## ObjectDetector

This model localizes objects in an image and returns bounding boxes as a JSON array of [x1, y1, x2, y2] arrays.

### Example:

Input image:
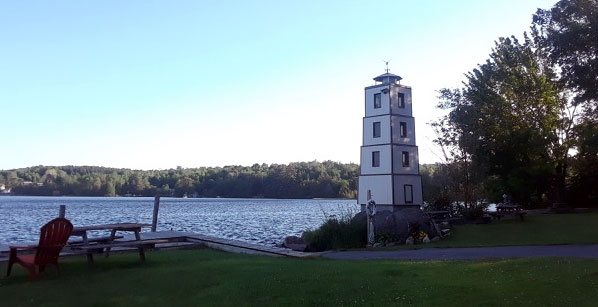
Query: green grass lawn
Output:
[[387, 211, 598, 250], [2, 248, 598, 306]]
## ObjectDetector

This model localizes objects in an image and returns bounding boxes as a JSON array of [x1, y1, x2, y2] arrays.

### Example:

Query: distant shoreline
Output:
[[1, 163, 359, 200]]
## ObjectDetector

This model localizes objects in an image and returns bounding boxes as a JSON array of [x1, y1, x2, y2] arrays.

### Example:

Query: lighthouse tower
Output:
[[358, 70, 423, 212]]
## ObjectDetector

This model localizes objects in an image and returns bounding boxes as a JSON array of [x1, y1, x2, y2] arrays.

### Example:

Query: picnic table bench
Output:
[[68, 235, 123, 245], [70, 239, 174, 264], [489, 205, 527, 220]]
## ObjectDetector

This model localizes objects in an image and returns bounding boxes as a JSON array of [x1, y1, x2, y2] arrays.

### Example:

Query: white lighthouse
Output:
[[358, 70, 423, 212]]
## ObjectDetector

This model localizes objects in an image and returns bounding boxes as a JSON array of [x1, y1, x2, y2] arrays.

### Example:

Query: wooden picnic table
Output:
[[491, 205, 527, 220], [71, 223, 152, 244], [70, 223, 152, 263], [426, 210, 450, 219], [495, 204, 522, 212]]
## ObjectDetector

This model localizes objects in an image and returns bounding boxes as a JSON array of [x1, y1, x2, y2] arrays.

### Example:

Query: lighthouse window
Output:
[[400, 122, 407, 137], [373, 122, 381, 138], [372, 151, 380, 167], [398, 93, 405, 108], [404, 184, 413, 203], [374, 93, 381, 109], [402, 151, 410, 167]]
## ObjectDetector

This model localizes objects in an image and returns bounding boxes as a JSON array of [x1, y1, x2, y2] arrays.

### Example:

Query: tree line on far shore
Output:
[[0, 162, 478, 203], [1, 156, 595, 206], [0, 162, 359, 199]]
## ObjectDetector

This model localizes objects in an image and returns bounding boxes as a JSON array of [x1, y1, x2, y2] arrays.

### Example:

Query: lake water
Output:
[[0, 196, 358, 246]]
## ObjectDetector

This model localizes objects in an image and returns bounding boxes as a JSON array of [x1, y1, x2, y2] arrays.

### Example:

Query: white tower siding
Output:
[[390, 87, 413, 115], [393, 175, 424, 205], [365, 86, 391, 117], [360, 145, 392, 175], [391, 116, 416, 145], [358, 175, 393, 205], [358, 72, 423, 212], [392, 145, 419, 174], [363, 116, 391, 145]]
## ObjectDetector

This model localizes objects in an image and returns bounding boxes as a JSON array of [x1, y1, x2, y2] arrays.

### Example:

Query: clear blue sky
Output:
[[0, 0, 557, 170]]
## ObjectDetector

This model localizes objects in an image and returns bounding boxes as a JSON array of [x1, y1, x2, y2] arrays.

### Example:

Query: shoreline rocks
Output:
[[282, 235, 307, 251], [352, 208, 438, 244]]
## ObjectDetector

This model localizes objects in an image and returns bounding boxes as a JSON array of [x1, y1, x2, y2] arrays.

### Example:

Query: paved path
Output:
[[323, 245, 598, 260]]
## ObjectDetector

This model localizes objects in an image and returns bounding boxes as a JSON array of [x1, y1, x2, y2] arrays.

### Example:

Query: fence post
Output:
[[59, 205, 66, 218], [152, 196, 160, 232]]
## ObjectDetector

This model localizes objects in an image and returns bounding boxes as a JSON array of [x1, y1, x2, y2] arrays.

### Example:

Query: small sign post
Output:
[[366, 199, 376, 247], [151, 196, 160, 232]]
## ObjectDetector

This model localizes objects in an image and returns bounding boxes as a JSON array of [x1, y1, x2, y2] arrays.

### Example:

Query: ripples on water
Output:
[[0, 196, 358, 246]]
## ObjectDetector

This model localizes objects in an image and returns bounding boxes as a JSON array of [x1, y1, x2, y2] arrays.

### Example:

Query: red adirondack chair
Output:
[[7, 217, 74, 278]]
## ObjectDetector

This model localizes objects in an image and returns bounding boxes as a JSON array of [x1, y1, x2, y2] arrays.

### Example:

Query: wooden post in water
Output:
[[151, 196, 160, 232], [59, 205, 66, 218]]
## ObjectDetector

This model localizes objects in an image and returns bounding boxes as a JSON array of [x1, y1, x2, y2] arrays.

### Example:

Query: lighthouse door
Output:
[[404, 184, 413, 204]]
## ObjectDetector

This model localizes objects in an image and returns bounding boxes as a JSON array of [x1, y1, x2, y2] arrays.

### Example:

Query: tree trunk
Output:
[[554, 161, 567, 204]]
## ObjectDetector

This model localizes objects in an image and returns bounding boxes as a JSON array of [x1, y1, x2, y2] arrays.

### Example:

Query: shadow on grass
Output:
[[2, 248, 598, 306]]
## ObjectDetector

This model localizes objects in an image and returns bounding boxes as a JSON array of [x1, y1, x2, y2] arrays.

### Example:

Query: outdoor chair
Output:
[[6, 217, 74, 278]]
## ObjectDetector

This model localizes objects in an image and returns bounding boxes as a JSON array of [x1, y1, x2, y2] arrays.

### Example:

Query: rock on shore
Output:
[[282, 235, 307, 251]]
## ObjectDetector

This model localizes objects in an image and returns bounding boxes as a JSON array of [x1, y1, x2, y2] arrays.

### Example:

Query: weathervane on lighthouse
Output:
[[358, 64, 423, 212], [383, 60, 390, 73]]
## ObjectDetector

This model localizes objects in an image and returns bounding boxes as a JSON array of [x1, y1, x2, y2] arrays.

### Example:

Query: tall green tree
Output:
[[533, 0, 598, 206], [533, 0, 598, 108], [568, 121, 598, 205], [434, 36, 573, 205]]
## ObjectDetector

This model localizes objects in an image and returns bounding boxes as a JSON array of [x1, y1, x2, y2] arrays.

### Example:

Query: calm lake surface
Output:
[[0, 196, 358, 246]]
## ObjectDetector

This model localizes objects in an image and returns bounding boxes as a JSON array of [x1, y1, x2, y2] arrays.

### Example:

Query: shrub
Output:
[[424, 191, 460, 216], [375, 231, 398, 244], [302, 216, 366, 252], [459, 202, 489, 221]]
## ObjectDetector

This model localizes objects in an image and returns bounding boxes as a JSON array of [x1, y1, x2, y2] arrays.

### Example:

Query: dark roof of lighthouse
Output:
[[373, 72, 403, 83]]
